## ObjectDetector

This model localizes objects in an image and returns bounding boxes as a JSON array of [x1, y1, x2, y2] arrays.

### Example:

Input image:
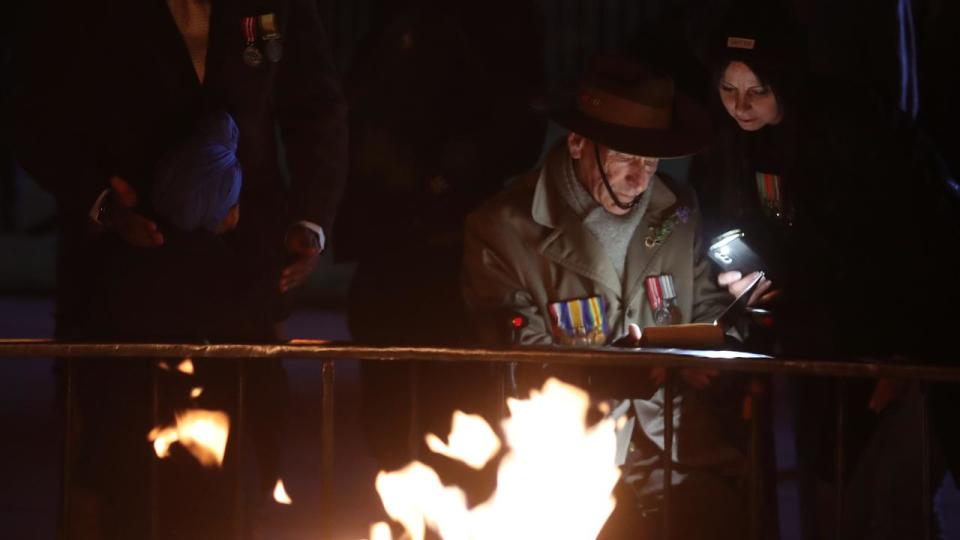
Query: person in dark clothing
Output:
[[14, 1, 346, 537], [75, 111, 268, 539], [70, 110, 296, 539], [691, 9, 959, 539], [14, 0, 346, 342], [84, 111, 251, 342]]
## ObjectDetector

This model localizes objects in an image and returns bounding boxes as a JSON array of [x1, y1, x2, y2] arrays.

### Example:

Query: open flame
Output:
[[369, 522, 393, 540], [367, 378, 621, 540], [190, 386, 204, 399], [424, 411, 500, 470], [273, 479, 293, 505], [177, 358, 195, 375], [147, 409, 230, 467]]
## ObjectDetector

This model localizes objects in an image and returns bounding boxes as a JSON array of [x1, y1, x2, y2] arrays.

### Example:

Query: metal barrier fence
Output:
[[2, 340, 958, 540]]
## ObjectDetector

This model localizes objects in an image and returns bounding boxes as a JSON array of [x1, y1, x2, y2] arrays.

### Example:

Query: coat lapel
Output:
[[539, 214, 622, 295], [623, 176, 678, 307], [532, 151, 622, 296], [141, 0, 205, 91]]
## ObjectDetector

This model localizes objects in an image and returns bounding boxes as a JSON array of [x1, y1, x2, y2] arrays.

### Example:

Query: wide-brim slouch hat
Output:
[[540, 57, 712, 159]]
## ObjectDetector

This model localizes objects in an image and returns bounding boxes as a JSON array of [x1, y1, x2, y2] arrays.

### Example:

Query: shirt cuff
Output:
[[295, 220, 326, 252], [89, 189, 110, 224]]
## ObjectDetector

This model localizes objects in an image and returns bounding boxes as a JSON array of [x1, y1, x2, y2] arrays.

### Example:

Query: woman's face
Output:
[[718, 61, 782, 131]]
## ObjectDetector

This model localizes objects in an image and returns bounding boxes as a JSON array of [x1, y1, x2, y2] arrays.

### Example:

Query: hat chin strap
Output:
[[594, 144, 641, 210]]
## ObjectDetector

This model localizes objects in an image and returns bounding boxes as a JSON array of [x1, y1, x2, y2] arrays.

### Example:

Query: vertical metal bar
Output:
[[662, 369, 675, 540], [835, 380, 846, 540], [596, 0, 605, 54], [320, 359, 336, 540], [408, 362, 420, 462], [748, 379, 761, 540], [149, 361, 160, 540], [498, 364, 508, 422], [61, 358, 74, 540], [920, 383, 931, 540], [234, 360, 245, 540]]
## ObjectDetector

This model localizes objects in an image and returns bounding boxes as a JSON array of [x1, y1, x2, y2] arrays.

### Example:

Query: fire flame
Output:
[[273, 479, 293, 505], [424, 411, 500, 470], [190, 386, 204, 399], [147, 409, 230, 467], [369, 522, 393, 540], [368, 378, 621, 540], [177, 358, 195, 375]]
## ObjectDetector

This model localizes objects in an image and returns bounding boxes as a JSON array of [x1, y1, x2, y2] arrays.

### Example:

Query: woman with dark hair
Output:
[[691, 11, 959, 540], [695, 24, 956, 358]]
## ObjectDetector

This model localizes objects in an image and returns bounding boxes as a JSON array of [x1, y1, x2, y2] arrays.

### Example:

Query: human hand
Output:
[[280, 224, 321, 292], [106, 176, 164, 247], [868, 378, 907, 413], [718, 270, 777, 306]]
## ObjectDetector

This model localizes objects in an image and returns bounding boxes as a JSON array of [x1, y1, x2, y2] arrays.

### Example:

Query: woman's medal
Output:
[[755, 172, 792, 224]]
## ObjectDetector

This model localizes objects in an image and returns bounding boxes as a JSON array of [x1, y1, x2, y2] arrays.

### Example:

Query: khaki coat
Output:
[[463, 145, 743, 470]]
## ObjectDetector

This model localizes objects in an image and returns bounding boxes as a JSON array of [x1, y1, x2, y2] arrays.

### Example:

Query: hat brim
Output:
[[546, 93, 712, 159]]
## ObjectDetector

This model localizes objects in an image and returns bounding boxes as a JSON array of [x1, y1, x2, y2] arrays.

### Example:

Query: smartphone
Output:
[[707, 229, 765, 275], [716, 270, 765, 327]]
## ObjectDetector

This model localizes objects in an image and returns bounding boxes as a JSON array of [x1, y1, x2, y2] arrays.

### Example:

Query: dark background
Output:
[[1, 0, 958, 538]]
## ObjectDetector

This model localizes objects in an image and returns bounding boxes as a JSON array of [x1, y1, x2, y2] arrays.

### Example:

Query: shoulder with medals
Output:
[[241, 12, 283, 68]]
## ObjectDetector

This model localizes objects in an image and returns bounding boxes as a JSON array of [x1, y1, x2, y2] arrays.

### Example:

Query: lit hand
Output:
[[718, 270, 777, 306], [106, 176, 164, 247], [280, 224, 321, 292]]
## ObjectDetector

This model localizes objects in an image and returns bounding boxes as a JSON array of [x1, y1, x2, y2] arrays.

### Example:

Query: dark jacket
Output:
[[14, 0, 347, 338], [691, 83, 960, 360], [83, 229, 272, 342]]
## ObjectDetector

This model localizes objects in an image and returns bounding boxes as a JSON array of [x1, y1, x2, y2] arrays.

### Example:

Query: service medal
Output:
[[242, 16, 261, 68], [265, 39, 283, 62], [653, 306, 672, 326], [260, 13, 283, 62], [243, 44, 263, 67], [548, 296, 608, 346], [645, 274, 678, 326], [755, 172, 792, 224]]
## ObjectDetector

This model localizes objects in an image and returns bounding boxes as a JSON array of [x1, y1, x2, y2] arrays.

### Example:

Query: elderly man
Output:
[[462, 61, 749, 539]]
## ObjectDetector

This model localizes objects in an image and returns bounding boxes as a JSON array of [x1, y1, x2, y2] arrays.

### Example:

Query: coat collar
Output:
[[141, 0, 226, 91]]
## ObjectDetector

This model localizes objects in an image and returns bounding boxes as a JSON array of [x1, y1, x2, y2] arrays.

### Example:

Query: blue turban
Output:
[[153, 111, 242, 232]]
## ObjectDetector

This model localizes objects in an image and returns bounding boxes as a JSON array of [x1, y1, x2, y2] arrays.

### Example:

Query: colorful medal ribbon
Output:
[[755, 172, 784, 216], [644, 276, 664, 311], [548, 296, 608, 346], [645, 274, 676, 326], [259, 13, 279, 39], [242, 16, 263, 67], [243, 16, 257, 46]]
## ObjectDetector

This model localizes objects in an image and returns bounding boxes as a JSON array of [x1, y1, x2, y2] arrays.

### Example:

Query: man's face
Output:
[[567, 133, 659, 215]]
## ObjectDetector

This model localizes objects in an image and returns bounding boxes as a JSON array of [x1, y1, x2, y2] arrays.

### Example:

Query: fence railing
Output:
[[1, 339, 957, 540]]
